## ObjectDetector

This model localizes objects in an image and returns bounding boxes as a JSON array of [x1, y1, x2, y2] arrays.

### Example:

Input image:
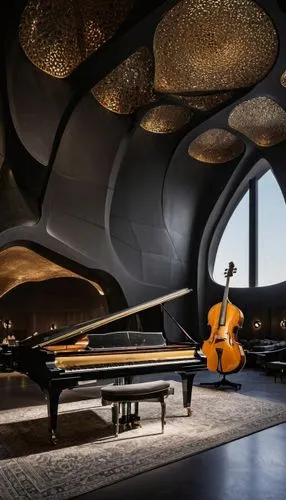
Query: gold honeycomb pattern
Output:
[[188, 129, 244, 163], [228, 97, 286, 147], [171, 92, 234, 112], [0, 246, 104, 298], [92, 47, 155, 114], [154, 0, 278, 93], [19, 0, 134, 78], [140, 105, 192, 134], [280, 70, 286, 88]]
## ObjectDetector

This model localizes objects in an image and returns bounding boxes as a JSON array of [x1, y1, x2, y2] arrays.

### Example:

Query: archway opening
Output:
[[0, 278, 107, 341], [0, 245, 110, 342]]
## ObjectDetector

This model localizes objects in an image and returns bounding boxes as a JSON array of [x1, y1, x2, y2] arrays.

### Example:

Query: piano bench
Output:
[[101, 380, 171, 437]]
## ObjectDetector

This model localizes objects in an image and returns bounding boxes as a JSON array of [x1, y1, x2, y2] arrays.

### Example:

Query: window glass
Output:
[[258, 170, 286, 286], [213, 191, 249, 287]]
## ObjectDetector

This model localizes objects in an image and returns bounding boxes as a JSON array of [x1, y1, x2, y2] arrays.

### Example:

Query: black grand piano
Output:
[[0, 288, 206, 442]]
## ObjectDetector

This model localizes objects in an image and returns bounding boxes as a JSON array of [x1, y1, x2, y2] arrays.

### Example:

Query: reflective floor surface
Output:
[[1, 368, 285, 500]]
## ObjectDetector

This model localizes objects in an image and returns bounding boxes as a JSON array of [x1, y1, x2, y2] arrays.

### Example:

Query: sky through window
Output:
[[213, 169, 286, 288]]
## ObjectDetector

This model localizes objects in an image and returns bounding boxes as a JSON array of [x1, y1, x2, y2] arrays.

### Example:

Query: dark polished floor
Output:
[[1, 368, 286, 500]]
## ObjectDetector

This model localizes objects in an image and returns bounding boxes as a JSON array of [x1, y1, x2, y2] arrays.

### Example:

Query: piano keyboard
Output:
[[61, 358, 200, 374], [55, 349, 196, 369]]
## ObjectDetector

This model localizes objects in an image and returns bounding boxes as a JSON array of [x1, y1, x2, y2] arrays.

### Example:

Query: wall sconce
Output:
[[2, 319, 15, 345], [2, 319, 12, 332], [253, 319, 262, 330], [280, 319, 286, 330], [50, 323, 57, 331]]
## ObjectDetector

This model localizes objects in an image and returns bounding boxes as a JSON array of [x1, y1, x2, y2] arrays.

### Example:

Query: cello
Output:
[[202, 261, 246, 374]]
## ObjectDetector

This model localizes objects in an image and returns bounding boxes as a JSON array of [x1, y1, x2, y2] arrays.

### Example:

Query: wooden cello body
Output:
[[202, 262, 246, 374]]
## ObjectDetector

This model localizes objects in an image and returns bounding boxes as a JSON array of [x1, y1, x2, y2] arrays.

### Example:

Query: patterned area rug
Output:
[[1, 382, 286, 500]]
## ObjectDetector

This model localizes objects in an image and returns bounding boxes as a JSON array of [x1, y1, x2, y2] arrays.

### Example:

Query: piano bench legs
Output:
[[101, 380, 171, 437], [111, 397, 167, 437]]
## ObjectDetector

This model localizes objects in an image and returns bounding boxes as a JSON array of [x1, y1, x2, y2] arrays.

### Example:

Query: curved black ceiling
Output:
[[1, 0, 286, 308]]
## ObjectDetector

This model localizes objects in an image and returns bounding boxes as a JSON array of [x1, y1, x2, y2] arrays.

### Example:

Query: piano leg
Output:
[[179, 372, 195, 416], [116, 377, 127, 428], [46, 388, 62, 444]]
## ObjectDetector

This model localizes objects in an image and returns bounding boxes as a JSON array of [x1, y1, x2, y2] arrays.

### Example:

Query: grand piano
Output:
[[0, 288, 206, 442]]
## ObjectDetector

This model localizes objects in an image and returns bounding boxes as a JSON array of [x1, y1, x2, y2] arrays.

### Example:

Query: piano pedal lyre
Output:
[[50, 430, 58, 445], [118, 413, 142, 431]]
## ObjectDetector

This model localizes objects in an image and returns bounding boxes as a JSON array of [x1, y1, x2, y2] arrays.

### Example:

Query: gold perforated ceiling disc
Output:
[[281, 70, 286, 88], [92, 47, 155, 114], [140, 105, 192, 134], [154, 0, 278, 93], [228, 97, 286, 147], [19, 0, 134, 78], [188, 129, 244, 164]]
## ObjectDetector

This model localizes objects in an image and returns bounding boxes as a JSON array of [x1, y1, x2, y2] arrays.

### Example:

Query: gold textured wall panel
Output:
[[154, 0, 278, 93], [92, 47, 155, 114], [140, 105, 192, 133], [19, 0, 134, 78], [188, 129, 244, 163], [228, 97, 286, 147], [0, 246, 104, 298]]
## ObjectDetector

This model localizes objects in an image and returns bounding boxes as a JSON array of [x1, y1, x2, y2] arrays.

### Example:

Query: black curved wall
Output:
[[1, 0, 286, 344]]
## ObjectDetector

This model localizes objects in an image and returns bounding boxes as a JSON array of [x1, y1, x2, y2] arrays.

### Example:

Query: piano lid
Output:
[[21, 288, 192, 348]]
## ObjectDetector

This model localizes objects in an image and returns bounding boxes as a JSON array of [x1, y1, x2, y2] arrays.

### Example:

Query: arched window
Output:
[[213, 191, 249, 287], [258, 170, 286, 286], [213, 169, 286, 287]]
